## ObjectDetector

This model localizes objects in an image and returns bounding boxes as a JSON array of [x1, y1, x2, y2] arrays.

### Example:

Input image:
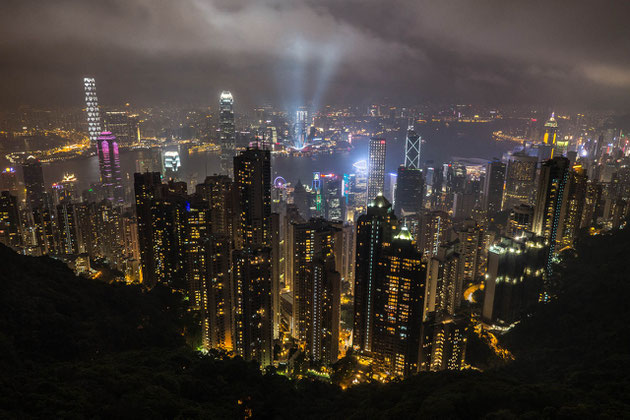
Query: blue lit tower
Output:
[[219, 91, 235, 175]]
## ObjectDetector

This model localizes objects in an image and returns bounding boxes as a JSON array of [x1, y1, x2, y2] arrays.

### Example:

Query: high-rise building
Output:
[[418, 210, 452, 259], [234, 147, 272, 248], [0, 167, 19, 197], [482, 234, 546, 325], [532, 156, 586, 294], [502, 152, 538, 210], [419, 312, 467, 372], [372, 227, 426, 377], [404, 129, 422, 169], [367, 138, 387, 204], [507, 204, 534, 238], [97, 132, 124, 204], [22, 156, 45, 210], [291, 219, 342, 364], [57, 203, 80, 255], [232, 146, 273, 366], [294, 107, 309, 149], [394, 165, 424, 217], [482, 160, 506, 214], [232, 247, 273, 367], [83, 77, 101, 145], [543, 113, 558, 148], [424, 241, 461, 317], [0, 191, 22, 249], [219, 91, 236, 175], [104, 111, 137, 147], [353, 194, 398, 352]]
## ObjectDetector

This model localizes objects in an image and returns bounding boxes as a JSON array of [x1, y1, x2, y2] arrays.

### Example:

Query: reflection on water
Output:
[[1, 121, 518, 192]]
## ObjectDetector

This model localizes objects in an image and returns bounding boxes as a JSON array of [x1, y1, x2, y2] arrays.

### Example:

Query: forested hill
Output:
[[1, 229, 629, 418]]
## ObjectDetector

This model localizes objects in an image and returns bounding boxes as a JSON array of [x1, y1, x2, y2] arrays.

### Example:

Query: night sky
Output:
[[1, 0, 629, 109]]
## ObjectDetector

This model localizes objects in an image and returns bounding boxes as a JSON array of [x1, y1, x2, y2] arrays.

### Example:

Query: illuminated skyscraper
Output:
[[372, 227, 426, 377], [97, 132, 124, 204], [502, 152, 538, 210], [482, 159, 506, 214], [295, 107, 309, 149], [395, 165, 424, 217], [219, 91, 236, 175], [83, 77, 101, 145], [0, 191, 22, 249], [353, 194, 398, 352], [0, 167, 19, 197], [543, 113, 558, 147], [482, 234, 546, 325], [418, 210, 452, 259], [532, 157, 572, 290], [404, 129, 422, 169], [367, 138, 387, 204], [22, 156, 45, 210], [291, 219, 341, 364], [232, 146, 274, 367]]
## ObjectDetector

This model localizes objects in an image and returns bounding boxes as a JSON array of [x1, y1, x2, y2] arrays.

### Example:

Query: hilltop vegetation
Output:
[[1, 229, 629, 418]]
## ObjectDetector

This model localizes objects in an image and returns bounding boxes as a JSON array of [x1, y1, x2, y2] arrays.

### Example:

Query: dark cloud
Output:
[[1, 0, 629, 110]]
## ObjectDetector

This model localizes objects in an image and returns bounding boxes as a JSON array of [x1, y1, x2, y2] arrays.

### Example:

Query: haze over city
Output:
[[1, 1, 630, 418]]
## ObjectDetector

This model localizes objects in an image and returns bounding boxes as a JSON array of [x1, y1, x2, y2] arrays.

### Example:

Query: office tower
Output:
[[532, 157, 573, 286], [22, 156, 45, 210], [219, 91, 236, 175], [56, 203, 80, 255], [103, 111, 135, 146], [353, 194, 398, 352], [0, 191, 21, 249], [418, 210, 452, 259], [366, 138, 387, 204], [321, 174, 344, 221], [195, 175, 237, 241], [293, 180, 311, 220], [0, 167, 19, 197], [295, 107, 309, 148], [404, 129, 422, 169], [97, 131, 124, 204], [482, 160, 506, 214], [502, 152, 538, 210], [203, 234, 233, 350], [372, 227, 426, 377], [543, 113, 558, 148], [560, 166, 587, 247], [311, 172, 324, 218], [507, 204, 534, 238], [581, 182, 602, 229], [163, 151, 181, 179], [424, 241, 461, 317], [455, 219, 485, 285], [482, 234, 546, 325], [271, 213, 281, 340], [419, 312, 467, 372], [292, 219, 342, 364], [183, 197, 210, 310], [452, 192, 476, 220], [395, 165, 424, 217], [33, 203, 58, 255], [234, 147, 272, 248], [83, 77, 101, 144], [232, 247, 273, 367], [232, 146, 273, 366], [383, 172, 397, 205], [134, 172, 163, 287]]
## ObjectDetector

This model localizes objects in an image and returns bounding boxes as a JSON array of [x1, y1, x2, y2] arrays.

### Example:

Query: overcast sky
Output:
[[1, 0, 629, 110]]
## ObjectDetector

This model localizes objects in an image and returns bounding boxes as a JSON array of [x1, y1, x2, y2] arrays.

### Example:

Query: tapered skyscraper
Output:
[[404, 128, 421, 169], [83, 77, 101, 145], [219, 91, 236, 175], [367, 138, 387, 204]]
